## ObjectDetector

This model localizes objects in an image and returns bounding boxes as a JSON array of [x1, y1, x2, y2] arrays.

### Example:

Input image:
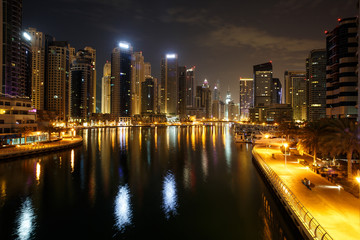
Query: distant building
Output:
[[186, 66, 196, 108], [271, 78, 282, 104], [101, 62, 111, 113], [83, 47, 96, 113], [249, 104, 292, 123], [284, 71, 307, 121], [141, 77, 155, 114], [178, 66, 187, 117], [131, 51, 145, 115], [306, 49, 326, 122], [191, 79, 212, 119], [326, 17, 358, 119], [239, 78, 253, 120], [160, 54, 178, 115], [47, 41, 71, 121], [111, 42, 133, 117], [70, 48, 96, 122], [253, 62, 272, 107]]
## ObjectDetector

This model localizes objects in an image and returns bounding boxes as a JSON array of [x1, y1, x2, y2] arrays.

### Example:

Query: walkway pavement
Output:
[[254, 144, 360, 240], [0, 137, 83, 159]]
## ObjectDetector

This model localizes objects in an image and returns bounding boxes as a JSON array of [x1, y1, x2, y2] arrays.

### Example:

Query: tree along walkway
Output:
[[253, 145, 360, 240], [0, 137, 83, 160]]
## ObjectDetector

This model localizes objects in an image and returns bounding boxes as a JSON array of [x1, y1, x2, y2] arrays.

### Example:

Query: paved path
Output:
[[0, 137, 83, 159], [254, 144, 360, 240]]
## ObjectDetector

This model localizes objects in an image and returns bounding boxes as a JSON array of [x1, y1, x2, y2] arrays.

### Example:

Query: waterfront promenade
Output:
[[253, 144, 360, 240], [0, 137, 83, 160]]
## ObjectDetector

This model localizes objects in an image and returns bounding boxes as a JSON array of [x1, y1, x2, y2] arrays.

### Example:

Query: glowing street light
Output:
[[356, 176, 360, 199]]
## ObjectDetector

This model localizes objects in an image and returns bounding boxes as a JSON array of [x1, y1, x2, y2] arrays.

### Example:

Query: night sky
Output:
[[23, 0, 357, 106]]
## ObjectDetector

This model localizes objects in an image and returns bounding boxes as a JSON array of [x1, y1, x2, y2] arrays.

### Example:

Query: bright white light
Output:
[[119, 42, 130, 49], [114, 185, 132, 232], [16, 198, 36, 240], [162, 172, 178, 219], [166, 54, 176, 59], [23, 32, 31, 41]]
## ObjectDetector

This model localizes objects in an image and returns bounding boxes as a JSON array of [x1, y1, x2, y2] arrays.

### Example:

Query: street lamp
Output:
[[284, 143, 289, 168], [265, 134, 269, 148], [356, 176, 360, 198]]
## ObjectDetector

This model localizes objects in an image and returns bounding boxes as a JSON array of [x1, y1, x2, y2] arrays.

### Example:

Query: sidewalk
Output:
[[0, 137, 83, 160], [253, 144, 360, 240]]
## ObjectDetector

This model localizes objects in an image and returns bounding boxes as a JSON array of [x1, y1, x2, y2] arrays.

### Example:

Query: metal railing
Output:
[[253, 149, 333, 240]]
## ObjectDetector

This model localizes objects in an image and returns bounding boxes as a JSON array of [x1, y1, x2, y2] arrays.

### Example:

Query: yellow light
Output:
[[284, 143, 288, 148], [265, 134, 269, 139], [356, 177, 360, 183]]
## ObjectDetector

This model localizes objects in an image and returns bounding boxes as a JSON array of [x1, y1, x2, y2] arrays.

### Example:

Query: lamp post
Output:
[[284, 143, 288, 168]]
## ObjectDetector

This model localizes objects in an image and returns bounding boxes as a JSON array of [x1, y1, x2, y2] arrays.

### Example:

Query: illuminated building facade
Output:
[[111, 42, 133, 117], [326, 17, 358, 119], [131, 51, 145, 115], [284, 71, 307, 121], [160, 54, 178, 115], [239, 78, 253, 120], [101, 61, 111, 113], [253, 62, 272, 107], [306, 49, 326, 122]]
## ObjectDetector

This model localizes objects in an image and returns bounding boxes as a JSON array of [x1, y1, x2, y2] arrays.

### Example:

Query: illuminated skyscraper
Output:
[[239, 78, 253, 120], [70, 49, 96, 121], [131, 51, 145, 115], [178, 66, 187, 117], [141, 77, 155, 114], [160, 54, 178, 115], [101, 61, 111, 113], [186, 66, 196, 108], [253, 62, 272, 107], [326, 17, 358, 119], [111, 42, 133, 117], [47, 41, 71, 120], [284, 71, 307, 121], [306, 49, 326, 122], [84, 46, 96, 113]]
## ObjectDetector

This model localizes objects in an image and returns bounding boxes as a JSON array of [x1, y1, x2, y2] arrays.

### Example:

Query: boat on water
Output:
[[234, 132, 252, 143]]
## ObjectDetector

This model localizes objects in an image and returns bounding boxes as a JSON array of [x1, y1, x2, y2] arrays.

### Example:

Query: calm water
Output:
[[0, 124, 301, 239]]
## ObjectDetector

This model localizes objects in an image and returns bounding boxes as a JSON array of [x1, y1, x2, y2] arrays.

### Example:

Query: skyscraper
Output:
[[70, 49, 96, 121], [239, 78, 253, 120], [326, 17, 358, 119], [195, 79, 212, 119], [160, 54, 178, 115], [284, 71, 307, 121], [271, 78, 281, 104], [47, 41, 71, 121], [101, 61, 111, 114], [111, 42, 133, 117], [84, 46, 96, 113], [131, 51, 145, 115], [178, 66, 187, 117], [186, 66, 196, 108], [306, 49, 326, 122], [1, 0, 24, 97], [253, 62, 272, 107], [141, 77, 155, 114]]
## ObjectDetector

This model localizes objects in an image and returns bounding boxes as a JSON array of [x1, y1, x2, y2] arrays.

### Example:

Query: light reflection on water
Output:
[[114, 185, 133, 232], [162, 172, 178, 219], [15, 198, 36, 240]]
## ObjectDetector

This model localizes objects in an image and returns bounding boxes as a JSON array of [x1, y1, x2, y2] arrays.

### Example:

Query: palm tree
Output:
[[297, 120, 327, 165], [321, 118, 360, 179]]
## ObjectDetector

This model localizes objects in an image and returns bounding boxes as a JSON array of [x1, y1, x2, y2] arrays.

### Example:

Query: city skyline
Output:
[[22, 0, 356, 103]]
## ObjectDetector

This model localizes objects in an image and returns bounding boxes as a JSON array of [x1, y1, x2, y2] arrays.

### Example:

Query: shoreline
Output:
[[0, 137, 83, 160]]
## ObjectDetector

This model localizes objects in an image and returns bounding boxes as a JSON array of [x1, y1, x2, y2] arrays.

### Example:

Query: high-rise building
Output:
[[253, 62, 272, 107], [195, 79, 212, 119], [70, 49, 96, 122], [26, 28, 54, 110], [326, 17, 358, 119], [239, 78, 253, 120], [144, 62, 151, 78], [20, 33, 32, 99], [101, 61, 111, 113], [141, 77, 155, 114], [47, 41, 71, 121], [284, 71, 307, 121], [271, 78, 281, 104], [111, 42, 133, 117], [178, 66, 187, 117], [186, 66, 196, 108], [213, 81, 220, 101], [1, 0, 24, 97], [306, 49, 326, 122], [160, 54, 178, 115], [131, 51, 145, 115], [83, 46, 96, 113]]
